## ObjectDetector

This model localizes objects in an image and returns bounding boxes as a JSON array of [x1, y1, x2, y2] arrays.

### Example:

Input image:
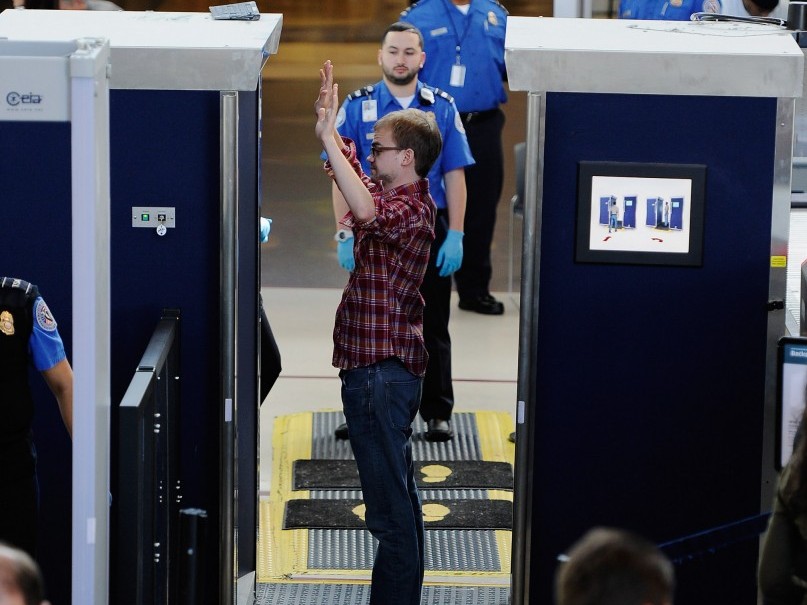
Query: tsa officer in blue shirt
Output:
[[0, 277, 73, 558], [329, 21, 474, 442], [401, 0, 507, 316], [618, 0, 720, 19]]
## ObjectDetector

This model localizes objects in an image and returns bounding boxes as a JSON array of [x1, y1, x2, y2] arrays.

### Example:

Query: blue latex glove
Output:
[[259, 217, 272, 243], [337, 236, 355, 272], [436, 230, 463, 277]]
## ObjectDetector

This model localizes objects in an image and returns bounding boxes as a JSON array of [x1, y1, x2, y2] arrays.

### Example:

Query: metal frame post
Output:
[[219, 90, 238, 605], [760, 98, 797, 506], [70, 38, 111, 605], [511, 91, 544, 605]]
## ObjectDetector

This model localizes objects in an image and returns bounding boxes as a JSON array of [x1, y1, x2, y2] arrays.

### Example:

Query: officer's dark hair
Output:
[[749, 0, 778, 13], [375, 108, 442, 179], [382, 21, 425, 50], [20, 0, 57, 7], [555, 527, 674, 605], [0, 542, 47, 605]]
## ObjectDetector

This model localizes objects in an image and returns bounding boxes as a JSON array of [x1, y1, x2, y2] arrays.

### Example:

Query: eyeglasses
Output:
[[370, 144, 404, 158]]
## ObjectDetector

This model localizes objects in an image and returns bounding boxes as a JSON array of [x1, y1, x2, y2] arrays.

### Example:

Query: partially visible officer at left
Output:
[[0, 277, 73, 558]]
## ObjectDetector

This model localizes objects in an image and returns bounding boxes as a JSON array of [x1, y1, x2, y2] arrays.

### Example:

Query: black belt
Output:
[[459, 108, 499, 124]]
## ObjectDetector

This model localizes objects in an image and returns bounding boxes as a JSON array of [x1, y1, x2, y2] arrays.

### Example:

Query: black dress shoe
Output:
[[458, 294, 504, 315], [425, 418, 454, 442], [334, 422, 349, 440]]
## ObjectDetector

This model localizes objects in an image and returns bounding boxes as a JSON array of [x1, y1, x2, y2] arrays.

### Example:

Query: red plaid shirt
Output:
[[327, 138, 436, 376]]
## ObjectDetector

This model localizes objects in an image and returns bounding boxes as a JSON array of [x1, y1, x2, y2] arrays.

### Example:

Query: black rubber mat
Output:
[[255, 583, 511, 604], [283, 498, 512, 530], [292, 459, 513, 490]]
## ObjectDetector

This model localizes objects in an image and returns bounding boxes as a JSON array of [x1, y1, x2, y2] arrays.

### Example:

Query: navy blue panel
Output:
[[0, 121, 73, 605], [530, 93, 775, 604], [108, 89, 222, 603], [109, 88, 260, 602]]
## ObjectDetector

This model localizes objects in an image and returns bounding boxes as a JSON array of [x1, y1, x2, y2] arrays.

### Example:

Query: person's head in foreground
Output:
[[555, 527, 674, 605], [0, 543, 49, 605]]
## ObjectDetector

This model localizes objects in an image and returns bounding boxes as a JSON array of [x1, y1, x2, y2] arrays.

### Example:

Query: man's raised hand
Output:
[[315, 60, 340, 144]]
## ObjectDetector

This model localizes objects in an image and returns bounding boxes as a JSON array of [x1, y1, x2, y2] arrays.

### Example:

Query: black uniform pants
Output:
[[0, 437, 38, 557], [419, 211, 453, 422], [454, 108, 505, 302]]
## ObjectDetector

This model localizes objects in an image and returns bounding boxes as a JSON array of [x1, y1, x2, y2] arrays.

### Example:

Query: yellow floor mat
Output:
[[258, 410, 515, 585]]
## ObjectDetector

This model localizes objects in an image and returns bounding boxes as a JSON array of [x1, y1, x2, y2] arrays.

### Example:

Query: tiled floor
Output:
[[257, 43, 526, 492]]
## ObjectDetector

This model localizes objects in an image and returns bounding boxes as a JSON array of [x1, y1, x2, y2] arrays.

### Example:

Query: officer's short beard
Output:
[[383, 65, 418, 87]]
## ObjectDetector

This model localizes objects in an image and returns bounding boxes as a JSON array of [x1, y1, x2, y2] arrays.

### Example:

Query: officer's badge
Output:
[[35, 299, 57, 332], [488, 11, 498, 26], [0, 310, 14, 336], [702, 0, 719, 12]]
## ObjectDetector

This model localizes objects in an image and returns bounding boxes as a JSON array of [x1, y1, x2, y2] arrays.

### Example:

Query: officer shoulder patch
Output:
[[345, 86, 374, 102], [454, 111, 466, 134], [336, 106, 347, 129], [35, 299, 57, 332]]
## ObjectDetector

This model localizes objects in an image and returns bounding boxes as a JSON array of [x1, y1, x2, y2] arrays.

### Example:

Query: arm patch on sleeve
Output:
[[35, 299, 57, 332]]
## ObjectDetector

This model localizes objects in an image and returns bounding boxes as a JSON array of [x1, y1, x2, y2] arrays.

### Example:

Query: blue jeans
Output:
[[340, 357, 424, 605]]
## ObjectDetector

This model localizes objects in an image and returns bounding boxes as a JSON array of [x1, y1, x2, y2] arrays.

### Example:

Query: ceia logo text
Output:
[[6, 92, 43, 107]]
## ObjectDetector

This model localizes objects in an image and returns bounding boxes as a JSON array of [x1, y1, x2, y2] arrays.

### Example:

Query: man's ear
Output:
[[399, 148, 415, 168]]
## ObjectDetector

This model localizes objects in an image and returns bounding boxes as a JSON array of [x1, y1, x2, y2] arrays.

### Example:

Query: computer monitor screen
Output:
[[779, 337, 807, 469]]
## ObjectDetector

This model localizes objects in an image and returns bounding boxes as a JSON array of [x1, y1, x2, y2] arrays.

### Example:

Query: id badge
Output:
[[450, 64, 466, 87], [361, 99, 378, 122]]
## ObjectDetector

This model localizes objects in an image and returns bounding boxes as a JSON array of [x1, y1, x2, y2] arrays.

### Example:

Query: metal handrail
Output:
[[117, 309, 181, 605]]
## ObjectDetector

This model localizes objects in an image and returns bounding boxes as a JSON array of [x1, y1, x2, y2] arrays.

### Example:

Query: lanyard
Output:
[[439, 0, 474, 64]]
